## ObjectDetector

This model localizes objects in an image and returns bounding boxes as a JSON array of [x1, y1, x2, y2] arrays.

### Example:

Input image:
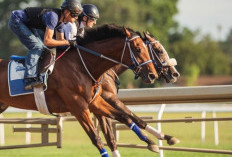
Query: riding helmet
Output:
[[82, 4, 99, 19], [61, 0, 83, 13]]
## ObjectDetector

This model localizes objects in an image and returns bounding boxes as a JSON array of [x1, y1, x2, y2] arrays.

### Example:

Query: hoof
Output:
[[147, 144, 159, 153], [167, 137, 180, 145]]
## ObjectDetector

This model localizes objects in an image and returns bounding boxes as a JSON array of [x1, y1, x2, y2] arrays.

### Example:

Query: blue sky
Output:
[[175, 0, 232, 40]]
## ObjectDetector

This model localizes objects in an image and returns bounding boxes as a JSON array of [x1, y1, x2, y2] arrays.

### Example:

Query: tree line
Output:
[[0, 0, 231, 87]]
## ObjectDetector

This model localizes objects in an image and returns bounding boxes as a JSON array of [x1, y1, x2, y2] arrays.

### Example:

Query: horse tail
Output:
[[0, 59, 9, 69]]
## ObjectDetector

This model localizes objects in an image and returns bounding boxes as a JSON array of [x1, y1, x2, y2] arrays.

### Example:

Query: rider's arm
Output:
[[44, 27, 69, 47], [56, 31, 65, 40]]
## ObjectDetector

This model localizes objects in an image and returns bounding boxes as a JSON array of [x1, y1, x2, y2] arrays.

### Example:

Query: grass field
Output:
[[0, 112, 232, 157]]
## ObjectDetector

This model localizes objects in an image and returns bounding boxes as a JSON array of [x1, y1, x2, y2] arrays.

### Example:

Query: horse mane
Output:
[[76, 24, 137, 45]]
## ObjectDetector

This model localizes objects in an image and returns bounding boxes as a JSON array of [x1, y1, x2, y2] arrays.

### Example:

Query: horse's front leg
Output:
[[90, 96, 159, 153], [57, 90, 109, 157], [95, 114, 121, 157], [71, 108, 109, 157]]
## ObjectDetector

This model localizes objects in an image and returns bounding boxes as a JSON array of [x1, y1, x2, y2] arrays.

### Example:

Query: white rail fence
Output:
[[116, 85, 232, 155]]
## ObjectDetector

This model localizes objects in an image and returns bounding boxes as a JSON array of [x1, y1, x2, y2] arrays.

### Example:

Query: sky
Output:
[[175, 0, 232, 40]]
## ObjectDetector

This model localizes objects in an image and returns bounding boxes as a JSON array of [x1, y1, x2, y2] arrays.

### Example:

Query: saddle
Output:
[[10, 48, 56, 75], [8, 48, 56, 96]]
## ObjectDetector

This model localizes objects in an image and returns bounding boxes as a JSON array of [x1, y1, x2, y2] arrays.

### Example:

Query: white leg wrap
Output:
[[145, 125, 164, 139], [112, 150, 121, 157]]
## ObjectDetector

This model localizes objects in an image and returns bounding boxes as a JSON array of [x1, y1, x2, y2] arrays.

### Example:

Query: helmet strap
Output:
[[82, 16, 89, 27]]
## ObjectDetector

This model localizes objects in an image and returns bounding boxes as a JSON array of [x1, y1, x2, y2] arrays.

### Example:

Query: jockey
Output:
[[56, 4, 99, 41], [77, 4, 99, 37], [8, 0, 83, 90]]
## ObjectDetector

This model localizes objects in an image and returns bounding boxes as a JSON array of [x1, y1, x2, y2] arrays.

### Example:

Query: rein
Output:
[[76, 36, 152, 82], [107, 69, 120, 93]]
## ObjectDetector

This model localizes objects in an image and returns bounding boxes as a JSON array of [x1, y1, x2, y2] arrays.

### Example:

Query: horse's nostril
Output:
[[172, 72, 180, 78], [149, 73, 156, 80]]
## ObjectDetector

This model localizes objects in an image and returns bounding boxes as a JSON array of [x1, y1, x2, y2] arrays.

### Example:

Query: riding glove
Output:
[[68, 40, 78, 48]]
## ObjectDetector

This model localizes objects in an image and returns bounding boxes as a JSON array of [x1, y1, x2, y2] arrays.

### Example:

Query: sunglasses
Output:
[[89, 17, 97, 22], [70, 11, 81, 18], [70, 13, 80, 18]]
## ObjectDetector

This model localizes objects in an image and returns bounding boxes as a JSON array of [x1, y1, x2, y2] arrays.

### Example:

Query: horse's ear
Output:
[[146, 31, 157, 40], [144, 31, 154, 41], [146, 31, 151, 35], [143, 31, 147, 39], [123, 27, 132, 38], [144, 31, 150, 39]]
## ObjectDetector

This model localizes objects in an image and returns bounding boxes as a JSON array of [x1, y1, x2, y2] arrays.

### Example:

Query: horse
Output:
[[144, 32, 180, 83], [92, 32, 180, 157], [0, 24, 158, 156]]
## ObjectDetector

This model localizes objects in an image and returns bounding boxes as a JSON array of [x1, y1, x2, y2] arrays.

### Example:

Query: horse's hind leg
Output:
[[103, 96, 180, 145], [0, 103, 8, 114], [119, 104, 180, 145], [91, 96, 159, 153], [71, 109, 109, 157], [95, 114, 121, 157]]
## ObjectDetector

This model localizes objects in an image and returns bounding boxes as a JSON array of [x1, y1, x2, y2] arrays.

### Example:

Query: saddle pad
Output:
[[8, 60, 47, 96]]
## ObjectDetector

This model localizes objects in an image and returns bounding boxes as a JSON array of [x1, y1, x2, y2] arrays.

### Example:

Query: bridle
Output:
[[146, 39, 178, 81], [146, 40, 163, 73], [120, 35, 152, 79], [76, 35, 152, 83]]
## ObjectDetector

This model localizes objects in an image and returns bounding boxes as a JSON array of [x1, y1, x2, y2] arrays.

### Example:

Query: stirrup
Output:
[[24, 78, 44, 90]]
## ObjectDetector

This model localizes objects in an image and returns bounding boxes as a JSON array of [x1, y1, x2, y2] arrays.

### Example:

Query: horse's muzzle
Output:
[[149, 73, 157, 80], [147, 72, 157, 83]]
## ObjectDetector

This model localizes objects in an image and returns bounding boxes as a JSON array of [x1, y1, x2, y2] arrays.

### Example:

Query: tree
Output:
[[168, 27, 230, 81], [220, 28, 232, 74]]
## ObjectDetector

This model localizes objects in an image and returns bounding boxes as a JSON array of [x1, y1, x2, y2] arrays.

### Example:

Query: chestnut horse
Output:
[[0, 24, 158, 156], [93, 32, 180, 156]]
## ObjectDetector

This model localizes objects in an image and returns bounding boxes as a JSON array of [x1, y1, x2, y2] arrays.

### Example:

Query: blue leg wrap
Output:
[[129, 122, 147, 141], [100, 148, 109, 157]]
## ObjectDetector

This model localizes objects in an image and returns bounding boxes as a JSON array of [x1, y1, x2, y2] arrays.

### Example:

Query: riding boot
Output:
[[24, 77, 43, 90]]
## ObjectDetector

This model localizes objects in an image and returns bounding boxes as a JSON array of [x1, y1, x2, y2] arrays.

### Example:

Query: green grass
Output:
[[0, 112, 232, 157]]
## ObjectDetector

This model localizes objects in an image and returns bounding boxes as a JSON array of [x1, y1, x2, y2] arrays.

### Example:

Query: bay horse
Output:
[[0, 24, 158, 156], [93, 32, 180, 157]]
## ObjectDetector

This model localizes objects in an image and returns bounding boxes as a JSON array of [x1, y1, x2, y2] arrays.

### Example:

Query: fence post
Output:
[[213, 111, 219, 145], [157, 104, 166, 157], [57, 117, 63, 148], [26, 112, 32, 144], [41, 124, 49, 144], [201, 111, 206, 143], [0, 114, 4, 146]]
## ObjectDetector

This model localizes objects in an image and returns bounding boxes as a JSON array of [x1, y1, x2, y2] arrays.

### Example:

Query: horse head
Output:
[[122, 28, 158, 84], [144, 32, 180, 83], [76, 24, 158, 84]]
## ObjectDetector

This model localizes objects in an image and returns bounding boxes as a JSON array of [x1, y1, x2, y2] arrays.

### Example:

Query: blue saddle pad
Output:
[[8, 59, 47, 96], [10, 55, 26, 60]]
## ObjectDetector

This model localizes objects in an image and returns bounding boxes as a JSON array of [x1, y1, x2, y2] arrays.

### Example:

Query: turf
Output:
[[0, 112, 231, 157]]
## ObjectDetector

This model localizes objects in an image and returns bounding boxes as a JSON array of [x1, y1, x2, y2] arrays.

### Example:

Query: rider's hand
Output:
[[68, 40, 78, 47]]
